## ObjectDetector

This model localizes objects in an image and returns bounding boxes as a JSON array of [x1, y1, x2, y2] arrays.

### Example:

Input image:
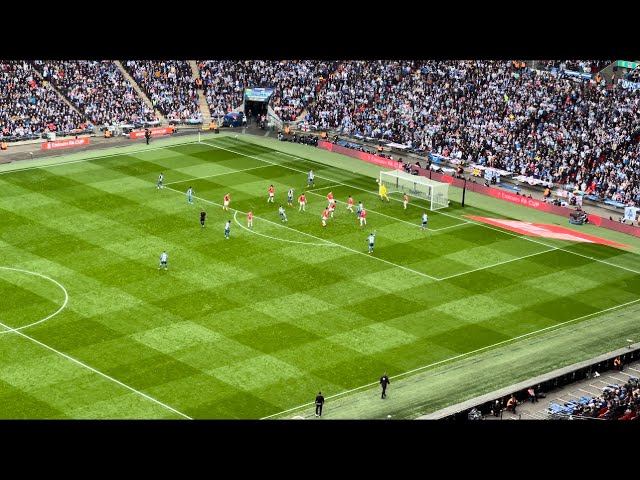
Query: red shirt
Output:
[[248, 211, 253, 220], [403, 194, 408, 202], [348, 197, 354, 205], [268, 186, 274, 195], [327, 192, 333, 201], [322, 210, 329, 218], [299, 195, 306, 203], [361, 209, 367, 218], [224, 194, 230, 202]]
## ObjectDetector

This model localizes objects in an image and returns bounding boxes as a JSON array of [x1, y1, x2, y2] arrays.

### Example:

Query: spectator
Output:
[[0, 61, 85, 138], [32, 61, 157, 128], [123, 61, 201, 123]]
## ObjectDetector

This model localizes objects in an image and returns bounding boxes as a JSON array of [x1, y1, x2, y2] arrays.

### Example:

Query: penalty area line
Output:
[[162, 184, 439, 281], [434, 247, 560, 281], [203, 139, 639, 277], [232, 211, 337, 247]]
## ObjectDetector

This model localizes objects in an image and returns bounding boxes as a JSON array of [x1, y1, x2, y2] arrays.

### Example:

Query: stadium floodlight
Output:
[[379, 169, 450, 211]]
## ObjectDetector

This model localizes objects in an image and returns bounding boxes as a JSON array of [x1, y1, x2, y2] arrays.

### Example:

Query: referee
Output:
[[380, 372, 390, 399], [314, 391, 325, 417]]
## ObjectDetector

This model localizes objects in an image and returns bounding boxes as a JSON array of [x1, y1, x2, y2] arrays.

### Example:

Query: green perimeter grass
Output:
[[0, 134, 639, 419]]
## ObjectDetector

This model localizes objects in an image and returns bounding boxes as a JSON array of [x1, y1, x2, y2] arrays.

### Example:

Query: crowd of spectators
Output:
[[32, 61, 157, 127], [197, 60, 338, 122], [122, 61, 201, 123], [0, 61, 85, 139], [535, 60, 613, 75], [304, 60, 639, 206], [561, 376, 639, 420], [1, 59, 639, 208]]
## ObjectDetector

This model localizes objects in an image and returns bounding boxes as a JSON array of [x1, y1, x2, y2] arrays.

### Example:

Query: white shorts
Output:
[[269, 193, 274, 198], [300, 201, 306, 206], [224, 200, 229, 207]]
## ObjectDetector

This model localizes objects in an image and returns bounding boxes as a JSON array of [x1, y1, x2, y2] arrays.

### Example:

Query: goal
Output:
[[379, 169, 450, 211]]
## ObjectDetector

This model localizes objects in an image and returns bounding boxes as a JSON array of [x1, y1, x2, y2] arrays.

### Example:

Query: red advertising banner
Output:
[[319, 141, 403, 169], [129, 126, 174, 139], [41, 137, 90, 150]]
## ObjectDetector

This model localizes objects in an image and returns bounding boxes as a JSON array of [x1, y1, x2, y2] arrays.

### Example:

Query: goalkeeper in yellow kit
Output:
[[379, 182, 390, 202]]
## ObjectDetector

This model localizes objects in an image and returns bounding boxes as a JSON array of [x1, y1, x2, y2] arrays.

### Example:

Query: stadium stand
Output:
[[1, 59, 638, 210], [31, 61, 158, 128], [197, 60, 339, 123], [305, 60, 639, 207], [122, 61, 201, 124], [0, 61, 86, 140]]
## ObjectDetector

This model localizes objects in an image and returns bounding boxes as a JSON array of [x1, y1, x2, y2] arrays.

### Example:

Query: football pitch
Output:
[[1, 133, 639, 419]]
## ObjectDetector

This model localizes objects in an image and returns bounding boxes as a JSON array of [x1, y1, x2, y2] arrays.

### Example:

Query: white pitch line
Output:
[[0, 139, 199, 175], [304, 189, 441, 231], [201, 139, 640, 277], [628, 367, 640, 373], [164, 164, 274, 186], [435, 247, 559, 281], [306, 183, 343, 193], [449, 214, 640, 274], [163, 184, 440, 281], [0, 319, 191, 419], [232, 211, 337, 247], [262, 297, 640, 419], [203, 140, 472, 232], [0, 266, 69, 334], [610, 375, 629, 383], [429, 223, 471, 232]]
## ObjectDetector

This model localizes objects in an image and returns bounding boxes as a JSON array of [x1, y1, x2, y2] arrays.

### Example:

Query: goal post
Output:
[[379, 169, 450, 210]]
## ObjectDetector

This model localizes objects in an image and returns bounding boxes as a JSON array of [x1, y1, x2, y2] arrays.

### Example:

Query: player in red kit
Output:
[[359, 208, 367, 226], [247, 210, 253, 228], [403, 193, 409, 210], [321, 207, 329, 227], [328, 199, 336, 217], [326, 191, 334, 205], [347, 195, 354, 212], [223, 193, 230, 211], [298, 193, 306, 211], [267, 185, 275, 203]]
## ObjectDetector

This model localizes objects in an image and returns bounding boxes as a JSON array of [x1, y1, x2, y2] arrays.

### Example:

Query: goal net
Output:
[[379, 169, 450, 211]]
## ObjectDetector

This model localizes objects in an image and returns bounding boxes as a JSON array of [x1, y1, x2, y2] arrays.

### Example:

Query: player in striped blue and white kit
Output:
[[421, 212, 429, 230], [158, 250, 168, 270], [308, 169, 315, 187], [187, 186, 194, 204], [367, 230, 376, 253], [356, 201, 363, 217], [157, 173, 163, 189], [224, 220, 231, 239], [278, 205, 288, 222], [288, 188, 294, 206]]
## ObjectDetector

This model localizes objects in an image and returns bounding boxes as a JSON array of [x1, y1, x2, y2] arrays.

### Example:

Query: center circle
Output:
[[0, 267, 68, 334]]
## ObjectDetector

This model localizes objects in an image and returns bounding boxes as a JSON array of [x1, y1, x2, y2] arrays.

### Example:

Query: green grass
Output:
[[1, 133, 639, 419]]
